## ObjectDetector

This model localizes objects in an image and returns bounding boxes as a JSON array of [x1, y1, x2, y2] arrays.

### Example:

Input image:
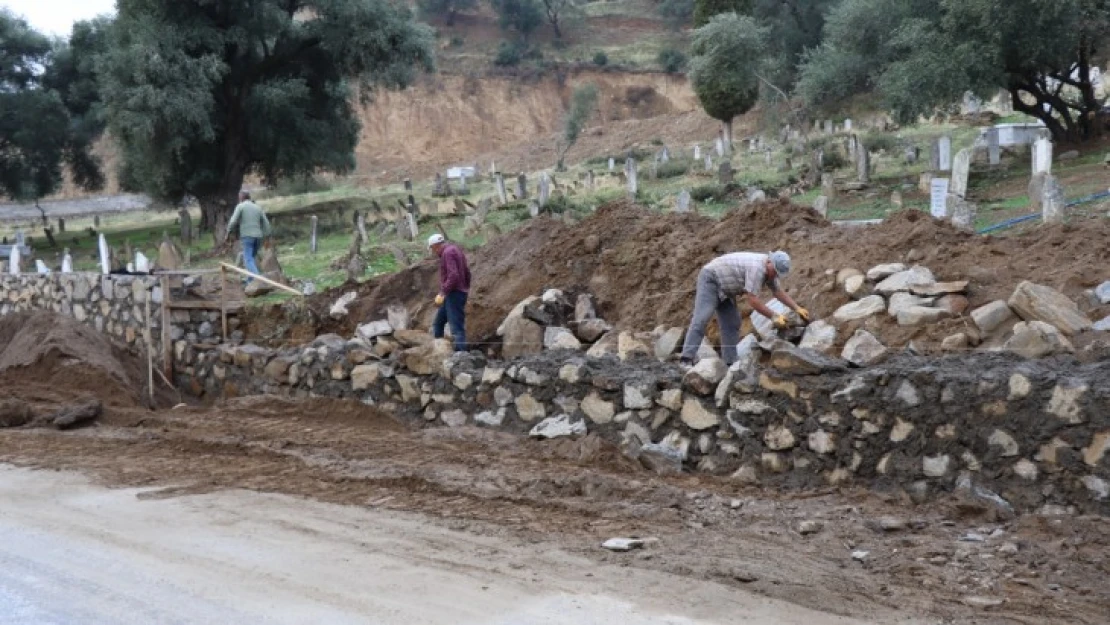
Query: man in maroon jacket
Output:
[[428, 234, 471, 352]]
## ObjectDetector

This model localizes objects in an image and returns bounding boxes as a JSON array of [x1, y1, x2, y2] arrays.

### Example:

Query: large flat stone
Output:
[[888, 292, 934, 317], [897, 306, 950, 326], [971, 300, 1014, 335], [680, 398, 719, 430], [1003, 321, 1074, 358], [833, 295, 885, 323], [841, 329, 888, 367], [1008, 281, 1092, 336], [769, 345, 847, 375], [873, 266, 936, 295], [529, 415, 586, 439], [1096, 281, 1110, 305], [866, 263, 906, 281], [683, 357, 726, 396], [910, 281, 969, 297], [798, 320, 837, 354], [501, 316, 544, 360]]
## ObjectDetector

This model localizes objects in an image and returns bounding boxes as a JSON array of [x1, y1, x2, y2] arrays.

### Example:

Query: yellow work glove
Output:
[[434, 294, 445, 307], [796, 307, 811, 323], [773, 314, 790, 329]]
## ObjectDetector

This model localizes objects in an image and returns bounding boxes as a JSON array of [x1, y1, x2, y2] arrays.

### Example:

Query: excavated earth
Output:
[[0, 312, 1109, 623], [284, 200, 1110, 356]]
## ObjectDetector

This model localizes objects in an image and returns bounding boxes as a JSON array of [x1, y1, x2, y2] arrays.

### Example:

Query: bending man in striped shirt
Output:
[[679, 250, 809, 365]]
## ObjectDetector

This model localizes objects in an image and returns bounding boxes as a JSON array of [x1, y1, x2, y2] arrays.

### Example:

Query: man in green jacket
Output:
[[226, 191, 272, 279]]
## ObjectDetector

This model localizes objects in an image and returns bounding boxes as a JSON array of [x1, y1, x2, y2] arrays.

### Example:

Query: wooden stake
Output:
[[160, 275, 173, 381], [145, 286, 154, 407], [220, 265, 228, 340], [220, 263, 303, 296]]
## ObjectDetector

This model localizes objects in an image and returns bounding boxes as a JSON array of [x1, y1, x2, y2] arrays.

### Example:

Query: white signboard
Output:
[[930, 178, 950, 218]]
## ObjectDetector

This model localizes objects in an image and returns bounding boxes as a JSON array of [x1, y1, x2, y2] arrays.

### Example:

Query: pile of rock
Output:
[[823, 262, 1105, 360]]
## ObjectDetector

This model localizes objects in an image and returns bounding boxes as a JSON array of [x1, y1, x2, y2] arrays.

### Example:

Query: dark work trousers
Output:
[[433, 290, 468, 352]]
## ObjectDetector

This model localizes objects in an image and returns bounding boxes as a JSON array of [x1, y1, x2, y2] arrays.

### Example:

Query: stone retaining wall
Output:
[[0, 274, 223, 367], [177, 331, 1110, 516], [3, 274, 1107, 515]]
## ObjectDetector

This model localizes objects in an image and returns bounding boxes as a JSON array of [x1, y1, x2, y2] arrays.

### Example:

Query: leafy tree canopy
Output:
[[689, 13, 765, 146], [692, 0, 750, 27], [490, 0, 544, 40], [98, 0, 434, 239], [0, 11, 104, 202], [796, 0, 1110, 141], [557, 82, 598, 169], [417, 0, 478, 26]]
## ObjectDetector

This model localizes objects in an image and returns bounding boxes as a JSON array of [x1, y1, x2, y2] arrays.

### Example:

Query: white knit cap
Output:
[[427, 233, 446, 248], [770, 250, 791, 276]]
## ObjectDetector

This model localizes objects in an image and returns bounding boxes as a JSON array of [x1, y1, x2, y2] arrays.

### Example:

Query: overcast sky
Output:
[[5, 0, 116, 36]]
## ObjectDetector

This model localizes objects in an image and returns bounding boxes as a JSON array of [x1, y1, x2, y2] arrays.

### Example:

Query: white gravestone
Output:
[[98, 233, 110, 274], [930, 178, 950, 218], [937, 136, 952, 172]]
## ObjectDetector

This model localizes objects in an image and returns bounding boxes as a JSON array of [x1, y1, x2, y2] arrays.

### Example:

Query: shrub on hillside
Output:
[[657, 47, 687, 74], [593, 51, 608, 66], [494, 41, 524, 66], [861, 132, 898, 153], [655, 159, 690, 178], [690, 183, 724, 202]]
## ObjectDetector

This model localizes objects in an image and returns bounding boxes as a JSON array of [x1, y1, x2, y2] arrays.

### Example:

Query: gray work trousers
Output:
[[680, 267, 742, 364]]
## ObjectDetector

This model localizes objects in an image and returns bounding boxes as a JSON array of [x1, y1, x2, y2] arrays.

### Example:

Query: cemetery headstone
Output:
[[824, 120, 833, 134], [516, 173, 528, 199], [528, 200, 540, 218], [495, 173, 508, 205], [929, 178, 950, 218], [8, 245, 20, 275], [1041, 175, 1066, 223], [178, 209, 193, 246], [310, 215, 319, 255], [813, 195, 829, 219], [821, 173, 837, 199], [856, 144, 870, 184], [538, 173, 551, 207], [1032, 137, 1053, 175], [404, 179, 412, 192], [764, 151, 772, 166], [844, 119, 852, 131], [404, 212, 418, 241], [586, 170, 595, 189], [987, 128, 1001, 166], [15, 231, 24, 247], [718, 162, 734, 185], [715, 137, 725, 157], [35, 259, 49, 274], [458, 173, 468, 195], [608, 157, 615, 172], [904, 146, 919, 164], [693, 144, 701, 161], [98, 233, 110, 274], [704, 155, 713, 171], [674, 190, 691, 213], [660, 146, 670, 163], [950, 198, 976, 229], [61, 250, 73, 273], [891, 190, 904, 208], [625, 158, 638, 197], [57, 218, 65, 233], [937, 136, 952, 171], [357, 212, 369, 245], [950, 148, 972, 198]]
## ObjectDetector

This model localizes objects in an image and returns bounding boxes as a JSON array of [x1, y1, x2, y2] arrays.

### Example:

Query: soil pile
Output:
[[299, 200, 1110, 350], [0, 311, 152, 409]]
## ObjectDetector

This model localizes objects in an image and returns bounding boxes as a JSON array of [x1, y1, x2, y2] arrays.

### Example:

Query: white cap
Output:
[[427, 233, 445, 248]]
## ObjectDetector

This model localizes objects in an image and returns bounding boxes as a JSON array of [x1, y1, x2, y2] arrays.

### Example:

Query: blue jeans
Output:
[[433, 291, 468, 352], [241, 237, 261, 279]]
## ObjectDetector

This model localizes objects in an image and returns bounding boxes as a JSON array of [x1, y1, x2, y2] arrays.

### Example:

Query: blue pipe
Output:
[[976, 189, 1110, 235]]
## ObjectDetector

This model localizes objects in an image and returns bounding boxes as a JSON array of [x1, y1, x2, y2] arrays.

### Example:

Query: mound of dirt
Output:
[[293, 200, 1110, 352], [0, 311, 154, 410]]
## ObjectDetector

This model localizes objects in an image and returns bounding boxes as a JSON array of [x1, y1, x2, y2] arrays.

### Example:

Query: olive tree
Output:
[[99, 0, 435, 242]]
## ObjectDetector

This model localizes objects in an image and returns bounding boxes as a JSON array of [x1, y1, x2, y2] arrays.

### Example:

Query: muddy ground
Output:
[[0, 314, 1107, 624]]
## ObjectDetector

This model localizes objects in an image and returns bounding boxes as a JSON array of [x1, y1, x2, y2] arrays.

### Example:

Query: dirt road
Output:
[[0, 465, 879, 625], [0, 396, 1107, 624]]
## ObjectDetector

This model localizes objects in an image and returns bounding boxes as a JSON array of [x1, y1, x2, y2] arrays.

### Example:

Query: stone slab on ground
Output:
[[833, 296, 885, 323], [842, 329, 888, 367], [971, 301, 1014, 335], [1008, 281, 1092, 336]]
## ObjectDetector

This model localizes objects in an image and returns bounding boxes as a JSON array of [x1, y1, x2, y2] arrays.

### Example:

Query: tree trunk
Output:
[[199, 194, 233, 246], [722, 119, 734, 155]]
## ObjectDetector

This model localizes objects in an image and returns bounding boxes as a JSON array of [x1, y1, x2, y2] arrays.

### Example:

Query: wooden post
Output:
[[220, 263, 303, 296], [310, 215, 318, 254], [145, 285, 154, 406], [160, 275, 172, 381], [220, 265, 228, 340]]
